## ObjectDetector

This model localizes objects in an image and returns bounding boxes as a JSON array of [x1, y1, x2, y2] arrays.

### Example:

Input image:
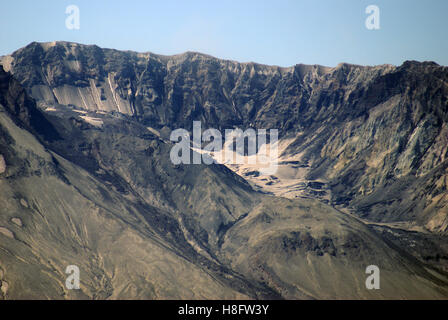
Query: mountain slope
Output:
[[3, 41, 448, 234], [0, 65, 275, 299], [1, 42, 448, 299]]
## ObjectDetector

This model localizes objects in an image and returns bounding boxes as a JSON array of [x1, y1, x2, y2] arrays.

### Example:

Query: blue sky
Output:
[[1, 0, 447, 67]]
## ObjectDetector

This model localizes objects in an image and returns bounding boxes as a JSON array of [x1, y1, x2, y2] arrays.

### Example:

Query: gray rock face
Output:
[[1, 42, 448, 299], [4, 42, 448, 234]]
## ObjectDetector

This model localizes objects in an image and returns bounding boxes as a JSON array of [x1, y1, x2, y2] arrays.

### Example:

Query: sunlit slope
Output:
[[221, 197, 448, 299], [0, 108, 253, 299]]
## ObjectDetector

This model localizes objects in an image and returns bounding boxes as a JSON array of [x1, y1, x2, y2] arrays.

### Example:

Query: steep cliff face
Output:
[[1, 42, 448, 299], [284, 61, 448, 233], [3, 41, 447, 234], [2, 41, 390, 131]]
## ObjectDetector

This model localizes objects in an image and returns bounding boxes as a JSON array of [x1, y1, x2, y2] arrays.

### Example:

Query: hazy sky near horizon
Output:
[[1, 0, 447, 67]]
